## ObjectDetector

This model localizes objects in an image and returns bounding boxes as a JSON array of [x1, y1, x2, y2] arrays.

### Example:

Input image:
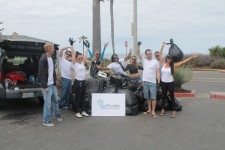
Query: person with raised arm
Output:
[[86, 42, 108, 78], [137, 41, 160, 118], [58, 38, 75, 110], [159, 42, 199, 118], [71, 40, 89, 118]]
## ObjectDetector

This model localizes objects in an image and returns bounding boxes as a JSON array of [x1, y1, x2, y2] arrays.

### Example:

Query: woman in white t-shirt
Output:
[[71, 46, 89, 118], [159, 42, 199, 118]]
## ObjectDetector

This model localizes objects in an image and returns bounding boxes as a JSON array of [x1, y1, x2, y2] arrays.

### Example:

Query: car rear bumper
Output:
[[5, 88, 43, 99]]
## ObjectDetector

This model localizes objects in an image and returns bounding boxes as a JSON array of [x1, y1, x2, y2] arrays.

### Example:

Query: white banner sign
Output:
[[92, 93, 125, 116]]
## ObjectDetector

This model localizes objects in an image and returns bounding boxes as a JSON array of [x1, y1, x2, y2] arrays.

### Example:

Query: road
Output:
[[0, 71, 225, 150]]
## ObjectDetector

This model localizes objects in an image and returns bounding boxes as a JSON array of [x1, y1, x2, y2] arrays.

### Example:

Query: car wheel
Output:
[[38, 97, 44, 105]]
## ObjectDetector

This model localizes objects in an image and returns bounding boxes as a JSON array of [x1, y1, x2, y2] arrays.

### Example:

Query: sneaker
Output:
[[76, 113, 83, 118], [54, 115, 63, 122], [81, 111, 90, 117], [43, 122, 55, 127]]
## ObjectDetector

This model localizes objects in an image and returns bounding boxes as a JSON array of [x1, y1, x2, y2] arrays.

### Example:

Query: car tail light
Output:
[[0, 72, 2, 82]]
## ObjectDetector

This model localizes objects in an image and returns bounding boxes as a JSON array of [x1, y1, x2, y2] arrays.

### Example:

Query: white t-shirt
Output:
[[107, 58, 127, 75], [161, 64, 174, 82], [73, 62, 86, 81], [142, 57, 160, 83], [47, 57, 54, 85], [59, 56, 73, 80]]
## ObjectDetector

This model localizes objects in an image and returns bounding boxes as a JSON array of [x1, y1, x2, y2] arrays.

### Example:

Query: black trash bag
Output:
[[68, 85, 76, 111], [103, 86, 117, 93], [84, 77, 108, 113], [126, 105, 139, 116], [155, 90, 173, 111], [117, 89, 139, 116], [168, 39, 184, 62], [167, 96, 182, 111], [136, 95, 148, 112], [127, 80, 142, 92]]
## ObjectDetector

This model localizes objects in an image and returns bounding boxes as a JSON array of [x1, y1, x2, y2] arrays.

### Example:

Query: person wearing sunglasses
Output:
[[58, 46, 74, 110], [158, 42, 199, 118], [86, 42, 108, 78], [122, 56, 143, 81], [71, 44, 89, 118]]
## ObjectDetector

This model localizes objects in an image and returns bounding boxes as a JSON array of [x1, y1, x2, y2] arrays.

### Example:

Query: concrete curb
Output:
[[175, 90, 195, 97], [210, 91, 225, 99], [219, 70, 225, 73]]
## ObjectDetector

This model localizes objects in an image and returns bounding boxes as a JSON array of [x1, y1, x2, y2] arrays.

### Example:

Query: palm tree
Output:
[[109, 0, 115, 54], [92, 0, 102, 54], [79, 36, 88, 54]]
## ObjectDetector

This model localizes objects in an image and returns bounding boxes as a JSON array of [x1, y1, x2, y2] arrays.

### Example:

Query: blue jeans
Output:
[[132, 76, 142, 82], [59, 77, 72, 108], [42, 85, 60, 123]]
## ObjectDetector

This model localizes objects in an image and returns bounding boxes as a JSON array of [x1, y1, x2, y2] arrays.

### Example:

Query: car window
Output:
[[5, 56, 32, 65]]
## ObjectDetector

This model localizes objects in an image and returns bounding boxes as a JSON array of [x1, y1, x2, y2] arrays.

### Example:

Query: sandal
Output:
[[160, 109, 165, 116], [152, 113, 158, 118], [143, 111, 151, 115], [171, 111, 176, 118]]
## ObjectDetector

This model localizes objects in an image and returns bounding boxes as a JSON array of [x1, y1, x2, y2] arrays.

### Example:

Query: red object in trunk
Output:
[[5, 72, 25, 83]]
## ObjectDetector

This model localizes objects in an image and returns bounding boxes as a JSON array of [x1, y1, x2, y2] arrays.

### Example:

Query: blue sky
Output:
[[1, 0, 225, 56]]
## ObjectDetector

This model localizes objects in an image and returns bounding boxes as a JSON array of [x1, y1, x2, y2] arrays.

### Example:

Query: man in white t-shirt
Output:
[[137, 42, 160, 118], [59, 46, 74, 110]]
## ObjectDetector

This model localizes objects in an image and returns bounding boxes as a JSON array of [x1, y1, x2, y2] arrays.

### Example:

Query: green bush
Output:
[[173, 67, 192, 89], [210, 59, 225, 69]]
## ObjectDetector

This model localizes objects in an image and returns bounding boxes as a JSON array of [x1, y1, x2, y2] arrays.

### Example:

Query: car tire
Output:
[[38, 97, 44, 105]]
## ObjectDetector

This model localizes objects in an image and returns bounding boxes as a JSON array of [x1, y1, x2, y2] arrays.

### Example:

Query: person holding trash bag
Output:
[[58, 38, 75, 110], [122, 55, 143, 81], [86, 42, 109, 78], [71, 41, 89, 118], [159, 42, 199, 118], [97, 49, 132, 75], [137, 41, 161, 118]]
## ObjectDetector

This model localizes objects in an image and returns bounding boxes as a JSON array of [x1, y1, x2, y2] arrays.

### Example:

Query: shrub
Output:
[[210, 59, 225, 69], [173, 67, 192, 89]]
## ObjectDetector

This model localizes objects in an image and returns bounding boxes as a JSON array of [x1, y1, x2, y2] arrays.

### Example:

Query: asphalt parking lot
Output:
[[0, 71, 225, 150]]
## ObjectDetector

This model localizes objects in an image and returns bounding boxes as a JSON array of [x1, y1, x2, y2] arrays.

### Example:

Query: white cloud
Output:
[[1, 0, 225, 55]]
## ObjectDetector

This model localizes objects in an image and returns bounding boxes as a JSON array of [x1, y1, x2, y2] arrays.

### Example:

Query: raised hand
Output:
[[68, 38, 76, 45], [83, 41, 90, 48], [137, 41, 142, 46], [191, 54, 199, 58]]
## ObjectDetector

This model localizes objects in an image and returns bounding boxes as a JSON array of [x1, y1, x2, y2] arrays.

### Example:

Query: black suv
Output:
[[0, 33, 58, 103]]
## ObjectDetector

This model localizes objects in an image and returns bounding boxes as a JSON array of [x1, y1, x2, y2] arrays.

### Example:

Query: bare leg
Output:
[[151, 99, 157, 118], [143, 99, 152, 114]]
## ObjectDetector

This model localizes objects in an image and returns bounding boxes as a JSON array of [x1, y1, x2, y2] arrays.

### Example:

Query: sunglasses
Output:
[[155, 55, 159, 57], [132, 58, 136, 60], [96, 53, 100, 55]]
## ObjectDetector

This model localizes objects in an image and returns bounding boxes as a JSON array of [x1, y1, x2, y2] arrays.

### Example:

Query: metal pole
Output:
[[133, 0, 137, 56]]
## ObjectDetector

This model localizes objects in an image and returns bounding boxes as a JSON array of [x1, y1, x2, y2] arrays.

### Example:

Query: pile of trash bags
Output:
[[69, 74, 182, 116]]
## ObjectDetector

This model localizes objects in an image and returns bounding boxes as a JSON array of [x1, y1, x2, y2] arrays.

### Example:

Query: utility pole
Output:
[[132, 0, 137, 56]]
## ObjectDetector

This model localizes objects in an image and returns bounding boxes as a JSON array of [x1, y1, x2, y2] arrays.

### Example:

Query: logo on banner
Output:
[[97, 99, 120, 109]]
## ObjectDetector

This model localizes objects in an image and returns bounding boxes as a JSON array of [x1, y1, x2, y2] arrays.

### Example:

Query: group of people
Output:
[[38, 39, 198, 127]]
